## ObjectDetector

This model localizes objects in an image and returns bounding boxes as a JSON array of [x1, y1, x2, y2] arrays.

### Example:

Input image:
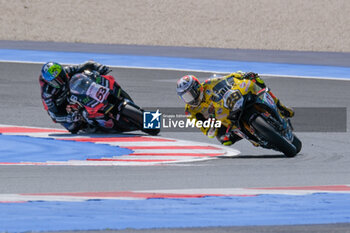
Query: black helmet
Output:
[[41, 62, 68, 89]]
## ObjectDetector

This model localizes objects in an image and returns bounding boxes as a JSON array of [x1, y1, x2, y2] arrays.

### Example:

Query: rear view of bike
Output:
[[68, 71, 159, 135]]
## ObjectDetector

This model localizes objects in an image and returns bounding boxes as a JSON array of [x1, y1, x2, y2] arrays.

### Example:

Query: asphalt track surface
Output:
[[1, 48, 350, 232]]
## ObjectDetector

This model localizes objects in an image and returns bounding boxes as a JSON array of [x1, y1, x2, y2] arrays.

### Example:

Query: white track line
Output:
[[1, 185, 350, 202], [0, 60, 349, 81]]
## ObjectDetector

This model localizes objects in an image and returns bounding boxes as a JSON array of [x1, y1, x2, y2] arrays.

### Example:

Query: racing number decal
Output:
[[96, 87, 107, 101], [87, 83, 110, 103], [223, 90, 242, 110]]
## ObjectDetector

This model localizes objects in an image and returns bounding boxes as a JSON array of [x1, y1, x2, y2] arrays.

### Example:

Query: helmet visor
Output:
[[180, 88, 199, 105]]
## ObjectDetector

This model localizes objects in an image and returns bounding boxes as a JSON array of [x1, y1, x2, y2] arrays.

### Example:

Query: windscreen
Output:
[[69, 74, 92, 95]]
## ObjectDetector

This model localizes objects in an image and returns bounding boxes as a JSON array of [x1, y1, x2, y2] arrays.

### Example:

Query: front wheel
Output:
[[251, 116, 298, 157], [292, 134, 302, 154]]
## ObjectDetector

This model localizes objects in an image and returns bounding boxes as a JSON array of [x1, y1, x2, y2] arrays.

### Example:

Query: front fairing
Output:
[[255, 90, 278, 111], [255, 89, 286, 125], [225, 82, 291, 146], [69, 75, 110, 106], [221, 79, 260, 121], [242, 89, 294, 146]]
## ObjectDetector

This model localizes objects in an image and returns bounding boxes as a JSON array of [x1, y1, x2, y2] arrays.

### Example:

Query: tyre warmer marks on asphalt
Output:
[[0, 125, 240, 165], [2, 185, 350, 232]]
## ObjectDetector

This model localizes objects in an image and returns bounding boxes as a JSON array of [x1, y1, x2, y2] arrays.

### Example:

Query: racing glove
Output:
[[242, 72, 266, 88], [97, 65, 111, 75], [66, 112, 81, 123]]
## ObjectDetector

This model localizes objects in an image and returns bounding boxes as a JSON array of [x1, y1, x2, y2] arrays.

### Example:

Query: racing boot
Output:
[[217, 125, 242, 146], [219, 133, 242, 146]]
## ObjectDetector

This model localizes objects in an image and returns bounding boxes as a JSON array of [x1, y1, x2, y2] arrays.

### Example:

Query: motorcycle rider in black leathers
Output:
[[39, 61, 110, 133]]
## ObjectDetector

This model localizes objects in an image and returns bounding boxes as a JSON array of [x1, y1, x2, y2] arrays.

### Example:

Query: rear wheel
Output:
[[120, 103, 160, 136], [251, 116, 297, 157]]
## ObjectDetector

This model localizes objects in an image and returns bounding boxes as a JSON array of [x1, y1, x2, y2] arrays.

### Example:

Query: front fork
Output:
[[235, 109, 292, 148], [252, 111, 294, 145]]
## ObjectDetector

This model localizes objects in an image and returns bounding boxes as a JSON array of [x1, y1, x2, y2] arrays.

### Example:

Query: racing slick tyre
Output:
[[292, 134, 302, 154], [251, 116, 298, 157], [121, 103, 160, 136]]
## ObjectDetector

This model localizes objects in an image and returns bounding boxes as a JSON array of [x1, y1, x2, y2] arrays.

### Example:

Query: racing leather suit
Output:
[[185, 72, 293, 146], [39, 61, 110, 133]]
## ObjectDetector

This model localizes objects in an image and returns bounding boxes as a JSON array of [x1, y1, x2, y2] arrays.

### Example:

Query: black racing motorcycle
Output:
[[219, 78, 302, 157], [67, 70, 159, 135]]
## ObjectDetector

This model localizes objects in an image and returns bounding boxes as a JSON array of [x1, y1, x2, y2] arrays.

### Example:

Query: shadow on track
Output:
[[222, 154, 287, 159]]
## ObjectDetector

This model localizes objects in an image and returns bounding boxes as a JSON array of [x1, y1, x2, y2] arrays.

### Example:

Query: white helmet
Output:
[[176, 75, 203, 106]]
